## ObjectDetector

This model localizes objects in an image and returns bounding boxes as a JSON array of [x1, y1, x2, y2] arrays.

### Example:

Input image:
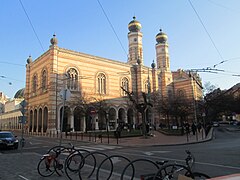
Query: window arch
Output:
[[97, 73, 106, 94], [121, 77, 129, 96], [32, 74, 37, 94], [168, 89, 172, 100], [177, 89, 186, 98], [42, 69, 47, 91], [144, 79, 151, 93], [66, 68, 78, 90]]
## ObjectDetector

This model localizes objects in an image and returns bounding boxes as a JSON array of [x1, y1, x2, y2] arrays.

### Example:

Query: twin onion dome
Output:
[[128, 16, 142, 32], [156, 29, 168, 44]]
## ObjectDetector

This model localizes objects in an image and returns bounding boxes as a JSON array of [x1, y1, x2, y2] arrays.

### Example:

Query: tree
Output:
[[120, 86, 152, 137], [203, 81, 218, 95], [155, 94, 193, 133], [203, 86, 239, 122]]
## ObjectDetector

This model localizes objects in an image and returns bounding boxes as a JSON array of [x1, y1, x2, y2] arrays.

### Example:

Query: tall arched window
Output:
[[121, 77, 129, 96], [42, 70, 47, 91], [144, 80, 151, 93], [97, 73, 106, 94], [177, 89, 186, 98], [32, 75, 37, 94], [66, 68, 78, 90]]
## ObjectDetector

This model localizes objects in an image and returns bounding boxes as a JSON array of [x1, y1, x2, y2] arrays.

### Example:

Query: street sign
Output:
[[18, 116, 26, 124], [20, 108, 27, 115], [20, 100, 27, 107], [20, 100, 27, 115], [60, 89, 71, 101]]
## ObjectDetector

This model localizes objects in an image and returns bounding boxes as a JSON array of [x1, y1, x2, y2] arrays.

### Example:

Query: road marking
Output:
[[18, 175, 29, 180], [143, 150, 171, 156], [29, 142, 41, 145], [118, 151, 240, 170], [78, 145, 105, 150], [152, 150, 171, 153], [111, 157, 121, 164], [143, 152, 154, 156], [96, 145, 122, 149]]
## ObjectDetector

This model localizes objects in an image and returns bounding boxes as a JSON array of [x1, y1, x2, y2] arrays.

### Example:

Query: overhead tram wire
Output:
[[19, 0, 45, 52], [207, 0, 240, 14], [96, 0, 128, 57], [189, 68, 240, 77], [0, 61, 25, 67], [188, 0, 225, 68]]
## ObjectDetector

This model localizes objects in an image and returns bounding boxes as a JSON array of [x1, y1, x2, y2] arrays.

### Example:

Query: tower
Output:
[[155, 29, 170, 71], [127, 16, 143, 65], [155, 29, 173, 97]]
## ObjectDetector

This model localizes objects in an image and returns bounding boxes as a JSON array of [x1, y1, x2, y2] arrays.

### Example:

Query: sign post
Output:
[[59, 89, 71, 145], [20, 100, 27, 152]]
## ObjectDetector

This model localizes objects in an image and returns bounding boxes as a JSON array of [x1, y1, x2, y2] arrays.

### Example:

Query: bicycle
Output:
[[151, 150, 210, 180], [37, 147, 64, 177], [37, 143, 75, 177]]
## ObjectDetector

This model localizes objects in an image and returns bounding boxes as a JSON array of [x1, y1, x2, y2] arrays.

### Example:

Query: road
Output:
[[0, 124, 239, 179]]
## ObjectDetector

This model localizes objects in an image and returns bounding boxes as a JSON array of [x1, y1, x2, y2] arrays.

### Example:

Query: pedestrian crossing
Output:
[[75, 144, 122, 152], [59, 144, 122, 156], [25, 143, 122, 153]]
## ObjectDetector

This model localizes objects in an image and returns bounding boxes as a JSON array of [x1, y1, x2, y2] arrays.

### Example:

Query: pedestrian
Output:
[[185, 122, 190, 135], [191, 123, 196, 135], [197, 122, 202, 133]]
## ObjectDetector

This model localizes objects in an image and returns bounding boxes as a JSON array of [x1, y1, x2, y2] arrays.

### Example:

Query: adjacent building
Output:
[[0, 89, 24, 130]]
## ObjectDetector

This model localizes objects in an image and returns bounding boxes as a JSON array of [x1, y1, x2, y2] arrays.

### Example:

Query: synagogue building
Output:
[[24, 17, 203, 134]]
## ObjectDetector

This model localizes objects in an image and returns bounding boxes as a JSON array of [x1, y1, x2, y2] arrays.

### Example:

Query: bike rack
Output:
[[96, 155, 132, 180], [38, 145, 209, 180]]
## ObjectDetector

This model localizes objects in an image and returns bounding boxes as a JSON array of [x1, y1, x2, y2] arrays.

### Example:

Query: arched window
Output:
[[121, 77, 129, 96], [177, 89, 186, 98], [144, 79, 151, 93], [97, 73, 106, 94], [32, 75, 37, 94], [66, 68, 78, 90], [168, 89, 172, 100], [42, 70, 47, 91]]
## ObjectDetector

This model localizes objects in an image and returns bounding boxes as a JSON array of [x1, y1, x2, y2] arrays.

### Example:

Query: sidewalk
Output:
[[57, 128, 213, 147], [116, 128, 212, 147]]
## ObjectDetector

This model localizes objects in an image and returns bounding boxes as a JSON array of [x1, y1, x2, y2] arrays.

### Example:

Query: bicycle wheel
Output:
[[153, 164, 193, 180], [191, 172, 210, 179], [37, 156, 56, 177]]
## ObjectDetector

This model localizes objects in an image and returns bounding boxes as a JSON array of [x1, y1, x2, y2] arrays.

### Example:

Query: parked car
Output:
[[0, 131, 19, 149], [233, 121, 240, 126], [212, 121, 220, 127]]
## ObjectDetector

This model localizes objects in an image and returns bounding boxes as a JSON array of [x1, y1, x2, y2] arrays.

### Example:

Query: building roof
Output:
[[14, 88, 25, 99]]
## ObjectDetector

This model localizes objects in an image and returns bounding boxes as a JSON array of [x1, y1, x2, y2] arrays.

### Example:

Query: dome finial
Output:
[[50, 33, 58, 47], [151, 59, 156, 69], [27, 55, 32, 64]]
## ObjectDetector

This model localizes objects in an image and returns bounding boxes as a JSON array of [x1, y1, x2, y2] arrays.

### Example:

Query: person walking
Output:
[[191, 123, 196, 135]]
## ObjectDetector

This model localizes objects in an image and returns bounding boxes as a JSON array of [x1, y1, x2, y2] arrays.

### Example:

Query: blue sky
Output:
[[1, 0, 240, 98]]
